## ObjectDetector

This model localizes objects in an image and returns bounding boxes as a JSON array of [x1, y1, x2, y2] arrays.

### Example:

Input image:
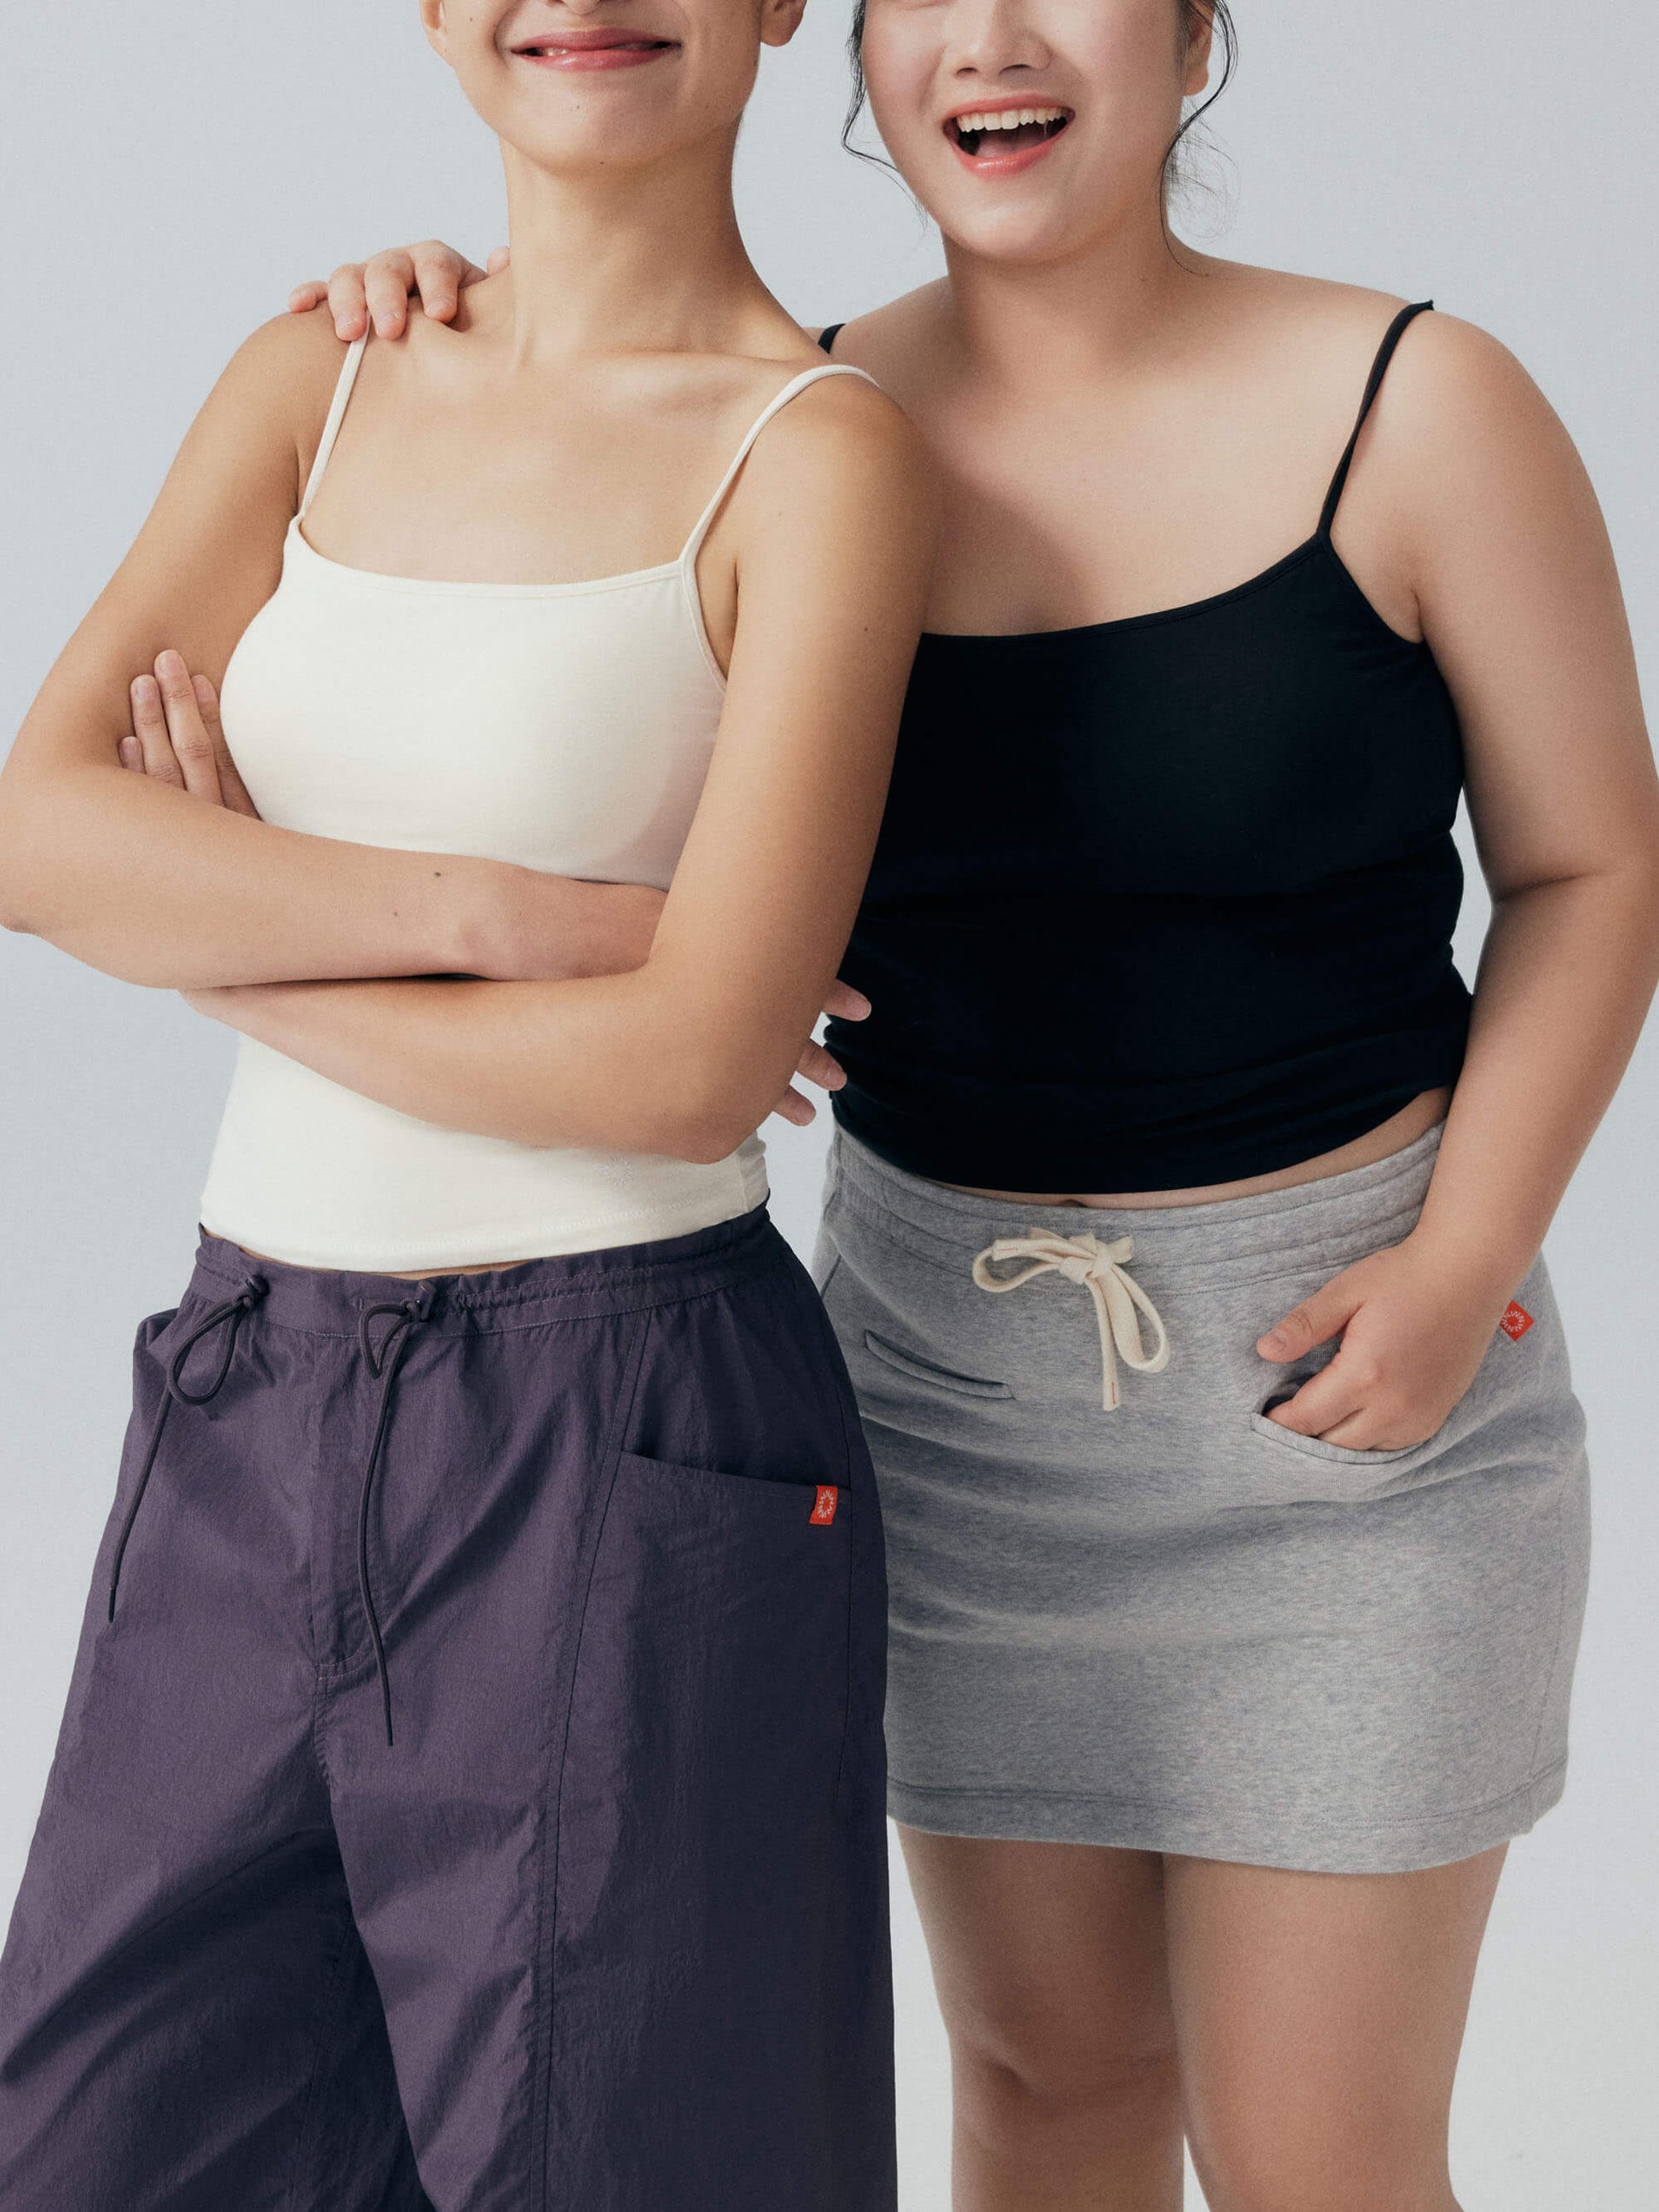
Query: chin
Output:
[[934, 199, 1096, 266]]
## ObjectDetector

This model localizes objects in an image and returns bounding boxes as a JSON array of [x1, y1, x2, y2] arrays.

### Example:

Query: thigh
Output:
[[327, 1251, 893, 2212], [900, 1828, 1175, 2079], [0, 1310, 418, 2212], [1165, 1845, 1506, 2210]]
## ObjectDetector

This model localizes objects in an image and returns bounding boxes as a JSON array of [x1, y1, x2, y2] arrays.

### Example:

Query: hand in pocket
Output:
[[1255, 1233, 1523, 1453]]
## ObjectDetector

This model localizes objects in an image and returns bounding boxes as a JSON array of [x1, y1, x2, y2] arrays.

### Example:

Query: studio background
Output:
[[2, 5, 1652, 2203]]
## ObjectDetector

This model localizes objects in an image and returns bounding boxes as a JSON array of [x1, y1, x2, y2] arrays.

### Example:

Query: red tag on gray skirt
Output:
[[810, 1487, 840, 1526], [1500, 1302, 1535, 1342]]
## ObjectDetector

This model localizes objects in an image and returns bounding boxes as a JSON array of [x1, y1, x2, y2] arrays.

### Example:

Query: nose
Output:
[[943, 0, 1050, 84]]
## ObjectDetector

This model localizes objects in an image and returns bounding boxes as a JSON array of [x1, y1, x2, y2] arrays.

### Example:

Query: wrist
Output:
[[1402, 1217, 1536, 1310], [442, 859, 548, 980]]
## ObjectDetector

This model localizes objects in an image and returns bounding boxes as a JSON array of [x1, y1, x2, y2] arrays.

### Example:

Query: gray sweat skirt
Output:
[[812, 1123, 1591, 1874]]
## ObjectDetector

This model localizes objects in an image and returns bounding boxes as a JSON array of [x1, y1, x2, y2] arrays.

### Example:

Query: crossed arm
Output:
[[0, 310, 655, 994], [0, 306, 935, 1156]]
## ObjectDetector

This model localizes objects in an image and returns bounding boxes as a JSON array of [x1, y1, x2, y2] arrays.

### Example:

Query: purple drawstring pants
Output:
[[0, 1207, 894, 2211]]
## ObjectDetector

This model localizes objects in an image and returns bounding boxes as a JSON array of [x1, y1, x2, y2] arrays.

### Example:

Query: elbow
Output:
[[604, 1043, 772, 1168], [670, 1109, 759, 1169], [644, 1094, 759, 1170]]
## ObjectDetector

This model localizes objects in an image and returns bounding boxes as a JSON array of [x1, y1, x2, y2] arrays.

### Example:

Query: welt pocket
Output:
[[1246, 1411, 1431, 1469], [615, 1450, 844, 1515], [860, 1331, 1013, 1401]]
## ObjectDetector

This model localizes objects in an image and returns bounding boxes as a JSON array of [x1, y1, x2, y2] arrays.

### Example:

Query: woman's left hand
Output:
[[1255, 1233, 1517, 1451]]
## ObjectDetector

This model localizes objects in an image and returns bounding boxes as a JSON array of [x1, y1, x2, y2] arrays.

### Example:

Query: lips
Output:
[[510, 27, 677, 72], [945, 105, 1072, 176]]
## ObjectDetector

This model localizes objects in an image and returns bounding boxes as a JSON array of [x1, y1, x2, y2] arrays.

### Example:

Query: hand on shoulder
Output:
[[287, 243, 504, 342]]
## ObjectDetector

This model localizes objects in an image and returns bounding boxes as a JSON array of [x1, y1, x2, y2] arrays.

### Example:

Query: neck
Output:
[[491, 130, 776, 361], [939, 199, 1222, 394]]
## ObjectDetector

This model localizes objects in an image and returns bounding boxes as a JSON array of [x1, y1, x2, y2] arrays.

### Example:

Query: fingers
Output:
[[1261, 1358, 1365, 1440], [307, 243, 494, 338], [772, 1086, 818, 1129], [323, 261, 374, 342], [130, 652, 224, 806], [192, 673, 261, 818], [409, 241, 478, 324], [822, 979, 870, 1023], [361, 250, 419, 340], [1257, 1278, 1361, 1363], [129, 668, 184, 788], [795, 1039, 846, 1094]]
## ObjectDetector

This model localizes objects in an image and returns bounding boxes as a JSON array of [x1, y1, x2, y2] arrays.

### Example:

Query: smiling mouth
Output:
[[947, 107, 1072, 161], [511, 32, 677, 69]]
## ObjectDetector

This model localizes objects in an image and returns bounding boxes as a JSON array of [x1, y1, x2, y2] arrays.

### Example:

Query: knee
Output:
[[947, 1990, 1179, 2123], [1189, 2117, 1456, 2212]]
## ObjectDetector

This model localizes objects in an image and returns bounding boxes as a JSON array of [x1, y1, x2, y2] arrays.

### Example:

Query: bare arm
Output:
[[0, 307, 606, 989], [190, 379, 937, 1161], [1262, 315, 1659, 1446]]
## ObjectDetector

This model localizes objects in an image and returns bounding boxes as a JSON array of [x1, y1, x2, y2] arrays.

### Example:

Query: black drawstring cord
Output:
[[107, 1277, 269, 1622], [356, 1283, 436, 1748]]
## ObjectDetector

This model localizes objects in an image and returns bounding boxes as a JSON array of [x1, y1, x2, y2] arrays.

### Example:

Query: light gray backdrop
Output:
[[2, 6, 1652, 2205]]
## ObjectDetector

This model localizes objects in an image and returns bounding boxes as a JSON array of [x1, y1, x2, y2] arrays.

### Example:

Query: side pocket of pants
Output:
[[546, 1455, 864, 2211]]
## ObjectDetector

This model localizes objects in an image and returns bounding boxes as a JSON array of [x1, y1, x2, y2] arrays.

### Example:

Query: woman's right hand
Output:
[[288, 243, 507, 341]]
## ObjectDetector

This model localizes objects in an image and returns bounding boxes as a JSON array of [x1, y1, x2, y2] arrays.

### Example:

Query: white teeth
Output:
[[954, 106, 1066, 135]]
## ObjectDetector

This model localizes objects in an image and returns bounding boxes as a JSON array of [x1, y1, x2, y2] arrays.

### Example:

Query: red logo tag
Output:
[[1500, 1302, 1535, 1342], [810, 1486, 840, 1527]]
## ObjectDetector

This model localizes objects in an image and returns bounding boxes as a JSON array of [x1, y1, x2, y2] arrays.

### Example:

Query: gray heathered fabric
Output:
[[812, 1122, 1591, 1874]]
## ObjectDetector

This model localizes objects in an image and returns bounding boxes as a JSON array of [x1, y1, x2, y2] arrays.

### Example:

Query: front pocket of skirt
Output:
[[1241, 1406, 1449, 1505], [1247, 1411, 1432, 1470], [861, 1330, 1013, 1401]]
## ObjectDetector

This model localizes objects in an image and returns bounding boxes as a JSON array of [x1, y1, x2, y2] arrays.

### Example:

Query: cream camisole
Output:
[[199, 339, 873, 1271]]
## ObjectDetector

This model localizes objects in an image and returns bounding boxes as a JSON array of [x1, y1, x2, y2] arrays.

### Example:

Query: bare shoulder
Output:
[[136, 303, 354, 523], [217, 302, 351, 424], [1236, 270, 1556, 440], [1367, 308, 1567, 452], [188, 303, 356, 501], [739, 362, 937, 542], [808, 281, 949, 384]]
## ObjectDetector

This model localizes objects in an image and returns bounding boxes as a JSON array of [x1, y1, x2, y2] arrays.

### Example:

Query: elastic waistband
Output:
[[189, 1204, 787, 1337], [828, 1123, 1443, 1282]]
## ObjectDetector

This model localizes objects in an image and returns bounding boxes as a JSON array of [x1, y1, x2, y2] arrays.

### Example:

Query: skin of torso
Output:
[[823, 257, 1451, 1208]]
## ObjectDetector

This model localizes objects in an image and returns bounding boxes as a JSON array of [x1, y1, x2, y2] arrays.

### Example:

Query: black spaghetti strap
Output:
[[1317, 300, 1435, 537], [818, 323, 845, 356]]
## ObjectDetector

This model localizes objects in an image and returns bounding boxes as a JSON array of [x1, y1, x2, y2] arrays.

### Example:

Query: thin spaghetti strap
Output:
[[1317, 300, 1434, 538], [679, 362, 880, 566], [818, 324, 846, 356], [298, 336, 370, 519]]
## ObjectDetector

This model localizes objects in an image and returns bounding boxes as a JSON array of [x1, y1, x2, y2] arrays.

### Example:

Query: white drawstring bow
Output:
[[971, 1231, 1171, 1412]]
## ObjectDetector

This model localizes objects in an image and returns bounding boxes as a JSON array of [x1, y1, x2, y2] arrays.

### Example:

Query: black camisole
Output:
[[817, 302, 1471, 1193]]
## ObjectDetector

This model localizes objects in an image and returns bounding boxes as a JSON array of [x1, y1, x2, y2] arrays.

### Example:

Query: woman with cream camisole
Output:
[[0, 3, 934, 2205], [202, 332, 806, 1271]]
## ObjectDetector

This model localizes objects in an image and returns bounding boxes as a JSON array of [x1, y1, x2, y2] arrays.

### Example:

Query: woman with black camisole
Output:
[[286, 3, 1657, 2205]]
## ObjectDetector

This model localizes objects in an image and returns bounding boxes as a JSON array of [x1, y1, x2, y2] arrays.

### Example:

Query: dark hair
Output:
[[842, 0, 1238, 202]]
